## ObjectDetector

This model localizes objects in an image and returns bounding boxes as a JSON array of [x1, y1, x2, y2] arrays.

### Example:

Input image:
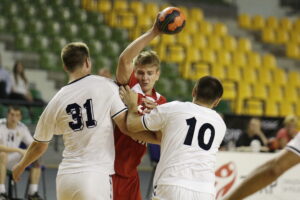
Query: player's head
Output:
[[193, 76, 223, 108], [283, 115, 297, 134], [61, 42, 91, 74], [133, 50, 160, 95], [7, 106, 22, 126]]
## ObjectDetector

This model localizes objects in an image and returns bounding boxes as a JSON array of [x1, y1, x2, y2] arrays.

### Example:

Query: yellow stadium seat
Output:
[[280, 102, 295, 116], [216, 50, 231, 65], [286, 43, 300, 59], [222, 80, 237, 101], [189, 62, 210, 80], [290, 32, 300, 44], [242, 67, 257, 84], [262, 53, 277, 68], [178, 6, 188, 19], [265, 101, 279, 117], [236, 82, 252, 114], [119, 12, 136, 29], [252, 15, 265, 30], [161, 34, 176, 45], [185, 21, 199, 34], [238, 38, 252, 52], [222, 35, 237, 52], [97, 0, 111, 13], [177, 32, 192, 47], [214, 22, 228, 36], [114, 0, 128, 11], [130, 1, 144, 16], [199, 21, 213, 35], [231, 51, 247, 67], [225, 66, 241, 82], [192, 34, 207, 50], [136, 14, 152, 29], [294, 19, 300, 32], [266, 16, 279, 29], [252, 83, 268, 100], [296, 102, 300, 117], [190, 8, 204, 22], [201, 49, 216, 64], [287, 71, 300, 87], [257, 68, 273, 85], [144, 3, 159, 19], [268, 84, 283, 103], [84, 0, 97, 11], [186, 47, 201, 63], [245, 99, 264, 116], [211, 64, 226, 80], [247, 51, 262, 68], [160, 3, 172, 10], [208, 35, 222, 50], [261, 28, 275, 43], [272, 68, 287, 86], [167, 45, 185, 63], [283, 85, 298, 103], [279, 17, 292, 30], [275, 29, 289, 44], [238, 13, 251, 29]]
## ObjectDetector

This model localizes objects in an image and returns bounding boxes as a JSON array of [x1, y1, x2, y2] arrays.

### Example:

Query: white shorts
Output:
[[7, 152, 22, 170], [56, 172, 112, 200], [152, 185, 215, 200]]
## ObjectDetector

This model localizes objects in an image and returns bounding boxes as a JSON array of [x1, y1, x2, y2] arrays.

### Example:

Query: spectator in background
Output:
[[9, 61, 33, 102], [236, 118, 268, 151], [98, 67, 112, 79], [0, 55, 12, 99], [276, 115, 298, 149]]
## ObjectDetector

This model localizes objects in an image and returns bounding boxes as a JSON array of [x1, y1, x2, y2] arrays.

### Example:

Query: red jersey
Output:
[[114, 72, 167, 177]]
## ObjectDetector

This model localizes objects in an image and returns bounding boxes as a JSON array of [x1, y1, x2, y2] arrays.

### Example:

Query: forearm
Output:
[[129, 131, 161, 145], [0, 145, 22, 153], [17, 141, 48, 169], [225, 160, 279, 200]]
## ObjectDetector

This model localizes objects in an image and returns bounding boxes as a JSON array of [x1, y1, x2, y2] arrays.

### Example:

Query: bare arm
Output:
[[12, 141, 48, 181], [113, 110, 160, 144], [116, 18, 161, 84], [0, 145, 26, 155], [224, 149, 300, 200]]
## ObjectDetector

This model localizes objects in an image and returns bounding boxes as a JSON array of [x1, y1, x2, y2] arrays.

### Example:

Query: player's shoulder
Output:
[[157, 101, 184, 111], [0, 118, 6, 126], [16, 121, 28, 129]]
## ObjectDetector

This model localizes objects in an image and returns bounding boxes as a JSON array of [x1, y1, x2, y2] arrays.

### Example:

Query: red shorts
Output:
[[112, 173, 142, 200]]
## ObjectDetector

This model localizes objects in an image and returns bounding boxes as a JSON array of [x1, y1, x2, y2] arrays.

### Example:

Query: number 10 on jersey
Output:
[[66, 99, 97, 131]]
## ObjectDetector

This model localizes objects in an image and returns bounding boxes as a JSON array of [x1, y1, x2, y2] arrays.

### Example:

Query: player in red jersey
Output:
[[113, 20, 166, 200]]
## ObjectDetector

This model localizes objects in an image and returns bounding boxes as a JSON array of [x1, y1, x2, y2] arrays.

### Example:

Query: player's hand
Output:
[[151, 13, 162, 35], [142, 98, 157, 114], [119, 85, 138, 109], [18, 149, 27, 156], [12, 164, 25, 182]]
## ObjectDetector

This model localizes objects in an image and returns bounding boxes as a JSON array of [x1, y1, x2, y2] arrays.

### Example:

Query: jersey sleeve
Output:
[[110, 86, 127, 119], [21, 125, 34, 146], [142, 106, 166, 131], [286, 132, 300, 156], [34, 99, 58, 142]]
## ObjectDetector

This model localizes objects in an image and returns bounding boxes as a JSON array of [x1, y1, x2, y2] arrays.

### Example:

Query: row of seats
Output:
[[238, 13, 300, 59]]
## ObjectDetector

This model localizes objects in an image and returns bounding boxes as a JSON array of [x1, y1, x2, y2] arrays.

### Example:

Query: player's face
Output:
[[7, 109, 22, 126], [135, 64, 160, 95]]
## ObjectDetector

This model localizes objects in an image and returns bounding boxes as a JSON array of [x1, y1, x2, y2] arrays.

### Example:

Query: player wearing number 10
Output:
[[120, 76, 226, 200], [12, 42, 129, 200]]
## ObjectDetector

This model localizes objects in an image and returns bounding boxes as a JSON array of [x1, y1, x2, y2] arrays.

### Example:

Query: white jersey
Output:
[[286, 132, 300, 156], [34, 75, 127, 175], [0, 118, 33, 148], [142, 101, 226, 195]]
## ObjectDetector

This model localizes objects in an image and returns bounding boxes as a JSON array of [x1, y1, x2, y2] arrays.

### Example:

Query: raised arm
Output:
[[116, 18, 161, 84], [224, 149, 300, 200]]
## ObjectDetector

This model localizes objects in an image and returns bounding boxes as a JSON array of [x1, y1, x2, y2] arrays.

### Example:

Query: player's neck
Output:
[[68, 71, 90, 83], [6, 122, 17, 129], [193, 100, 213, 109]]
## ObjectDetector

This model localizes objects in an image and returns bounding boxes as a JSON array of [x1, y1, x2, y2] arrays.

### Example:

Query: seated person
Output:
[[0, 106, 43, 200], [276, 115, 298, 149], [236, 118, 268, 151]]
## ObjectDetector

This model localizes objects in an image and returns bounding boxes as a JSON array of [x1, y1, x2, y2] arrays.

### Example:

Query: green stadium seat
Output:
[[72, 9, 88, 25], [50, 37, 67, 54], [15, 34, 32, 51], [96, 25, 112, 41], [32, 36, 49, 53], [39, 52, 61, 71], [61, 23, 79, 41], [37, 6, 54, 21], [2, 2, 18, 18], [44, 21, 61, 37], [30, 106, 44, 124], [63, 0, 81, 9], [87, 40, 103, 57], [78, 24, 96, 41], [0, 104, 8, 118], [102, 41, 120, 58], [111, 28, 128, 44], [0, 17, 7, 33], [173, 79, 189, 99], [93, 56, 112, 70], [20, 106, 32, 125], [155, 78, 172, 99], [8, 17, 26, 34], [27, 19, 44, 36]]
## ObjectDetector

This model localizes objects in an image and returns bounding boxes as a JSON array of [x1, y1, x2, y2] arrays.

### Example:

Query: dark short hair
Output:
[[195, 76, 223, 104], [61, 42, 90, 72], [7, 106, 22, 114]]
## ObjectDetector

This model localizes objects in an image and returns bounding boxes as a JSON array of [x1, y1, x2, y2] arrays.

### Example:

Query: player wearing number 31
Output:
[[120, 76, 226, 200], [12, 42, 131, 200]]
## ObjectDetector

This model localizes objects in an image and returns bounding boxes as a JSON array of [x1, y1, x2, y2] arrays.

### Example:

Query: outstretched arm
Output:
[[224, 149, 300, 200], [0, 145, 26, 155], [12, 141, 48, 181], [116, 17, 161, 84]]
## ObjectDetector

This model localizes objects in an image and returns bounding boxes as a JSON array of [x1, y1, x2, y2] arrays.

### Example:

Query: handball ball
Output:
[[157, 7, 186, 34]]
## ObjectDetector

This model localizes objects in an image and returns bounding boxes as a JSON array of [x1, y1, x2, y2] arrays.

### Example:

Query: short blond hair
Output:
[[133, 50, 160, 70], [284, 115, 297, 126]]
